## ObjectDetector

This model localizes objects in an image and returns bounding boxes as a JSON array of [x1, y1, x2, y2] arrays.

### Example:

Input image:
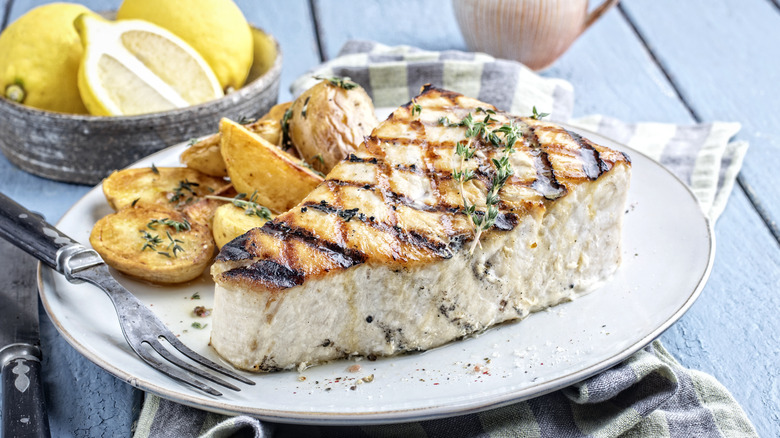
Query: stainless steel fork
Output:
[[0, 192, 254, 396]]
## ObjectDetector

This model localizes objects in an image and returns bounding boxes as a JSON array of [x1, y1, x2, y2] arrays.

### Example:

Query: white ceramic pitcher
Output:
[[453, 0, 620, 70]]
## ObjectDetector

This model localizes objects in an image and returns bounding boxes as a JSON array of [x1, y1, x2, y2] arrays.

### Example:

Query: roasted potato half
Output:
[[288, 78, 378, 173], [181, 116, 289, 176], [89, 206, 215, 284], [220, 118, 323, 213], [212, 202, 272, 249], [102, 167, 229, 211]]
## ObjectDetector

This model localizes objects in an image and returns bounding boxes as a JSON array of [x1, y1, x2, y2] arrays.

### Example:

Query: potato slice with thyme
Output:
[[89, 206, 215, 284], [211, 194, 274, 248], [102, 166, 229, 211]]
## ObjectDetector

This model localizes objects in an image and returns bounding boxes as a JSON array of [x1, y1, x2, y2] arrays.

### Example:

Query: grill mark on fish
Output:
[[216, 232, 254, 261], [260, 221, 366, 269], [222, 260, 305, 290], [565, 129, 608, 180], [526, 124, 567, 200]]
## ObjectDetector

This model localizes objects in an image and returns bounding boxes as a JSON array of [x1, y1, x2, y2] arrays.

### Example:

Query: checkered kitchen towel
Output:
[[134, 41, 755, 438]]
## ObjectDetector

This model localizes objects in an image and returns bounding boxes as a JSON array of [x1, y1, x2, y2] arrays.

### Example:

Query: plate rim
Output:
[[37, 124, 715, 425]]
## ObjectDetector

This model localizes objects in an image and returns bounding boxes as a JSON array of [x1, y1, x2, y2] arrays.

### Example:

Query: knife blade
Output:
[[0, 238, 51, 438]]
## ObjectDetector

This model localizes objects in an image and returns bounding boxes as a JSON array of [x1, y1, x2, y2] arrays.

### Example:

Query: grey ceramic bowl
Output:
[[0, 28, 281, 185]]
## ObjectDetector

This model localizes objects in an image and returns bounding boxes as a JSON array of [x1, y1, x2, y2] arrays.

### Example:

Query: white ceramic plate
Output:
[[38, 126, 714, 425]]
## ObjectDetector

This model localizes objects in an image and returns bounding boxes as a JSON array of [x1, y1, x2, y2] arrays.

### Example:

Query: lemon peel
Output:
[[117, 0, 253, 90]]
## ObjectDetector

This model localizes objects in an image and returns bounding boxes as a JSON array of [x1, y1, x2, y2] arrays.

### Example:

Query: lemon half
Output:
[[75, 14, 224, 116]]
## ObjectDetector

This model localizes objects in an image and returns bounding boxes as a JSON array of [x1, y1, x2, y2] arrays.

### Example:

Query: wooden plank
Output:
[[235, 0, 321, 102], [313, 0, 466, 60], [0, 0, 10, 30], [544, 8, 695, 122], [659, 188, 780, 437], [620, 0, 780, 242]]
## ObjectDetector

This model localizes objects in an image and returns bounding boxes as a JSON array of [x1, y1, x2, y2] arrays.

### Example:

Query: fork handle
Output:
[[0, 192, 76, 270]]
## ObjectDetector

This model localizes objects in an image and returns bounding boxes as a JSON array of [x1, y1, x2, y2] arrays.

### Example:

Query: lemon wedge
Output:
[[74, 14, 224, 116]]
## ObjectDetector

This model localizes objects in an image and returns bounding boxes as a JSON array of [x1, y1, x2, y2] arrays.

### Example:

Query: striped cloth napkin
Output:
[[134, 41, 755, 438]]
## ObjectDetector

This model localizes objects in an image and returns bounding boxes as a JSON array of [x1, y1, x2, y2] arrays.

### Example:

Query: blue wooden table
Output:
[[1, 0, 778, 436]]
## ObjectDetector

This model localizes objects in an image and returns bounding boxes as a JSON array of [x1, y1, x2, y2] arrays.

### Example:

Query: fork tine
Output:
[[133, 344, 222, 396], [146, 339, 241, 392], [161, 334, 255, 386]]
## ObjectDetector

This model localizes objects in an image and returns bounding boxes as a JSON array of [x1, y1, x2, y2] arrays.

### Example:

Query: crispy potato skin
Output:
[[212, 203, 271, 249], [288, 80, 378, 173], [219, 118, 323, 213], [102, 167, 229, 211], [181, 116, 289, 177], [89, 206, 215, 284]]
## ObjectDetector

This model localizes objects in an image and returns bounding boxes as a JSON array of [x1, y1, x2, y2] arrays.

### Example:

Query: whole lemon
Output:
[[117, 0, 253, 91], [0, 3, 93, 113]]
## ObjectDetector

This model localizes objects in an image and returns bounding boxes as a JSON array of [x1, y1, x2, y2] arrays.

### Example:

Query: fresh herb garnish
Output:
[[411, 102, 422, 118], [314, 75, 358, 90], [169, 179, 200, 205], [190, 292, 201, 300], [300, 159, 326, 177], [531, 106, 550, 120], [191, 322, 208, 329], [237, 115, 256, 125], [301, 96, 310, 118], [150, 163, 160, 175], [280, 107, 294, 151], [147, 217, 191, 232], [205, 192, 272, 220], [446, 112, 522, 252], [313, 154, 325, 165], [186, 138, 199, 147], [164, 230, 185, 257], [140, 230, 163, 252], [131, 198, 140, 207]]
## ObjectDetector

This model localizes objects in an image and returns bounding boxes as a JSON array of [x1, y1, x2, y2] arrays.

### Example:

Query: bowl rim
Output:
[[0, 27, 282, 124]]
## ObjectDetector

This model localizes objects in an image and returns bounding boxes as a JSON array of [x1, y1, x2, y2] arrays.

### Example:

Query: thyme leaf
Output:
[[147, 217, 191, 232], [531, 106, 550, 120], [205, 192, 273, 220], [314, 75, 358, 90]]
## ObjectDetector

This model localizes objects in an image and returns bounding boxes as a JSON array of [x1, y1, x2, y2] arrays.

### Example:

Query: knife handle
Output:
[[0, 192, 75, 270], [1, 349, 51, 438]]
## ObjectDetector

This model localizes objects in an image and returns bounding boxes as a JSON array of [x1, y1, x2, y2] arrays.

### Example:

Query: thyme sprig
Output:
[[447, 111, 524, 252], [140, 230, 163, 252], [314, 75, 358, 90], [164, 230, 185, 257], [280, 106, 294, 151], [147, 217, 191, 232], [205, 192, 272, 220], [169, 179, 200, 205], [411, 102, 422, 118]]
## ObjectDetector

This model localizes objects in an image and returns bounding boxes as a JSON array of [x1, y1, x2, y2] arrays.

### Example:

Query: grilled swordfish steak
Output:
[[210, 85, 631, 372]]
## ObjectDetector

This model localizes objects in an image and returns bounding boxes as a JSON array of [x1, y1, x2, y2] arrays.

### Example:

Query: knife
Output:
[[0, 236, 51, 437]]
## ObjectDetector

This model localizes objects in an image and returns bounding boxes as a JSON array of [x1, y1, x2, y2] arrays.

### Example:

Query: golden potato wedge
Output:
[[89, 206, 215, 284], [220, 118, 323, 213], [102, 166, 229, 211], [180, 134, 226, 177], [288, 78, 378, 173], [212, 202, 272, 249], [181, 116, 289, 176]]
